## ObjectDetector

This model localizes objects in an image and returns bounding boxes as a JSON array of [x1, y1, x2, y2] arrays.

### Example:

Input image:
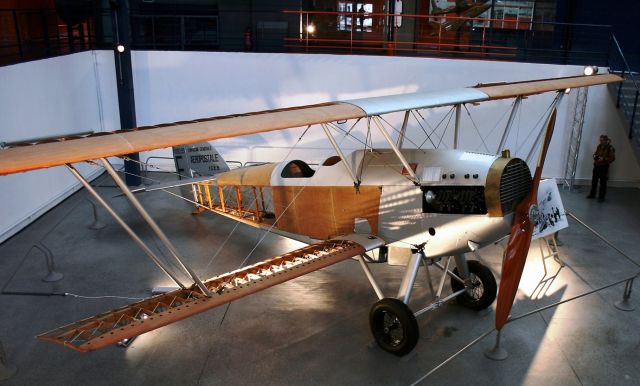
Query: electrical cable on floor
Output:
[[64, 292, 145, 301], [1, 290, 144, 300]]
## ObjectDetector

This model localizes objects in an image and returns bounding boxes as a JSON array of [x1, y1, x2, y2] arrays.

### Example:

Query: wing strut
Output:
[[497, 96, 522, 153], [372, 116, 421, 185], [99, 159, 213, 297], [396, 110, 411, 148], [453, 104, 462, 149], [65, 164, 187, 289], [321, 123, 360, 187]]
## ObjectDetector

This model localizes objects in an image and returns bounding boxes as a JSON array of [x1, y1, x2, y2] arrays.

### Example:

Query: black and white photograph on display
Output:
[[532, 178, 568, 240]]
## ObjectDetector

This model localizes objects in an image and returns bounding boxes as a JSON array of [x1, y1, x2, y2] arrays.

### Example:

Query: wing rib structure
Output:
[[38, 240, 366, 352]]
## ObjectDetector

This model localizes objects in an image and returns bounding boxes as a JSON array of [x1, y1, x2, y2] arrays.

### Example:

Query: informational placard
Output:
[[532, 178, 568, 240]]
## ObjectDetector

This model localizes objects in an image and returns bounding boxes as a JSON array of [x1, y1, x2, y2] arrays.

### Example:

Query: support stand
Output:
[[86, 198, 106, 230], [484, 330, 508, 361], [614, 278, 635, 311], [33, 243, 63, 283], [0, 341, 17, 381], [532, 235, 564, 299]]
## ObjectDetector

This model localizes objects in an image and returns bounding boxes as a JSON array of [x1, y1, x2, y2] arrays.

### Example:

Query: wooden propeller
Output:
[[495, 97, 560, 331]]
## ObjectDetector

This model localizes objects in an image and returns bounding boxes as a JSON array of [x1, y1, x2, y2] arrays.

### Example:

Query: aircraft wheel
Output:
[[369, 298, 419, 356], [450, 260, 497, 311]]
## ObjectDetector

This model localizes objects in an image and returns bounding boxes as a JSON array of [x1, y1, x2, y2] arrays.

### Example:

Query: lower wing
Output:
[[37, 235, 384, 352]]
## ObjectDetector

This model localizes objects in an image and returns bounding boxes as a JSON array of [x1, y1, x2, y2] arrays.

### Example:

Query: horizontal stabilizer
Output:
[[37, 239, 372, 352]]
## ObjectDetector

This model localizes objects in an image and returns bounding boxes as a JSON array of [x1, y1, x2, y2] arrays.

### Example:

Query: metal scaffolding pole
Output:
[[562, 87, 588, 190]]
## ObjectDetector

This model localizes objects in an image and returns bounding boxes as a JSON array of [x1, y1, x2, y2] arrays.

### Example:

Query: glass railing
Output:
[[608, 35, 639, 142], [282, 10, 613, 66], [1, 7, 617, 68]]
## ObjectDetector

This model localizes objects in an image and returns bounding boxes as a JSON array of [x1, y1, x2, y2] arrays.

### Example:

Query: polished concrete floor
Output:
[[0, 172, 639, 385]]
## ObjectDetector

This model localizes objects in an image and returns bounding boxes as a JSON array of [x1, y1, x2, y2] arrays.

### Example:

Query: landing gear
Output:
[[361, 252, 497, 357], [369, 298, 419, 356], [450, 260, 497, 310]]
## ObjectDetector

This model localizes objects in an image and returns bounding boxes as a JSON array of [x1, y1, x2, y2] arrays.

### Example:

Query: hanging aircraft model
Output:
[[429, 0, 491, 33], [0, 72, 621, 356]]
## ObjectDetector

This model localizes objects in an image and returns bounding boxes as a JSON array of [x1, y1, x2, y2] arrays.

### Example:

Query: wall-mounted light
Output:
[[583, 65, 598, 76], [306, 24, 316, 34], [564, 88, 571, 94], [116, 44, 126, 53]]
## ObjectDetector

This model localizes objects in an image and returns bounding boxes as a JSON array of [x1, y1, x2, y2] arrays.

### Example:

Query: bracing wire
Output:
[[411, 110, 439, 149], [227, 125, 314, 271], [463, 104, 490, 153], [121, 155, 193, 181], [514, 97, 556, 157], [377, 115, 426, 153], [438, 107, 456, 149], [343, 117, 363, 138], [416, 107, 454, 150], [483, 99, 515, 151]]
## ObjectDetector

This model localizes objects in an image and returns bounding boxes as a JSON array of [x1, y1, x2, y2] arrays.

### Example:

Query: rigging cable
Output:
[[514, 97, 555, 157], [411, 110, 439, 149], [463, 104, 491, 153], [415, 108, 452, 150]]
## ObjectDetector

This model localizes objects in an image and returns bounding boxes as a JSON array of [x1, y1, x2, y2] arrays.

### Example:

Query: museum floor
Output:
[[0, 172, 638, 385]]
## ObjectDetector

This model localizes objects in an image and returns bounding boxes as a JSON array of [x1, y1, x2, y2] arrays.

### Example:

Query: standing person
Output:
[[587, 134, 615, 202]]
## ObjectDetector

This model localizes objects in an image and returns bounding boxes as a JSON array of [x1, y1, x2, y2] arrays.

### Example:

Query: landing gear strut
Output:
[[362, 248, 497, 356]]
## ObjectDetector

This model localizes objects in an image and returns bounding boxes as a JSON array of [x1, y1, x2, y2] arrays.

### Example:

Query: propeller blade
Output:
[[495, 105, 559, 330]]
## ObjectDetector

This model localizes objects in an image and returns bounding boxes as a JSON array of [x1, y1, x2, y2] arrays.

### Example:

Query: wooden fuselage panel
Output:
[[271, 186, 381, 240]]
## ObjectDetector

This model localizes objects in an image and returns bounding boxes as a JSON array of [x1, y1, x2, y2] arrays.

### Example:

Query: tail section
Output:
[[172, 142, 230, 179]]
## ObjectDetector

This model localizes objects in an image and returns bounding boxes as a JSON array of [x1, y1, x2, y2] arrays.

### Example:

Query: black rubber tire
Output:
[[450, 260, 497, 311], [369, 298, 419, 356]]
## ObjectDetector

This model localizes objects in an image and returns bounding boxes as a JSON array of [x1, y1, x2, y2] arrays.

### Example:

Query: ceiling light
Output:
[[583, 66, 598, 76]]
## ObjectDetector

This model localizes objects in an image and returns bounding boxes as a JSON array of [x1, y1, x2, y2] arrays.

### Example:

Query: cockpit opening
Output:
[[281, 160, 315, 178]]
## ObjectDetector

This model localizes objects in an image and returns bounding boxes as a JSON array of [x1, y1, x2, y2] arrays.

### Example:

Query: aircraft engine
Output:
[[419, 152, 532, 218]]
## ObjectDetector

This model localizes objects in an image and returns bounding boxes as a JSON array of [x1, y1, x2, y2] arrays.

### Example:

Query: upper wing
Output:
[[0, 74, 621, 176], [38, 235, 384, 352]]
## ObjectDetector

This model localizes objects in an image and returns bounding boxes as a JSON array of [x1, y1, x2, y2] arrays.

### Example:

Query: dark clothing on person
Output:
[[590, 165, 610, 199], [588, 142, 615, 201]]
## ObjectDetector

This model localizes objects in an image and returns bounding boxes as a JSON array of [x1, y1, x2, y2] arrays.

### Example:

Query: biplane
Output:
[[0, 72, 621, 356]]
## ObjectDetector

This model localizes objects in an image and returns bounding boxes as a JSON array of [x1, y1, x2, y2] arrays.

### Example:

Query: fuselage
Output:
[[210, 149, 532, 258]]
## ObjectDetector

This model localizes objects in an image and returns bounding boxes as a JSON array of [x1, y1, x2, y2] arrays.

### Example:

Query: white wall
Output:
[[0, 51, 120, 243], [2, 51, 638, 242], [131, 51, 640, 185]]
